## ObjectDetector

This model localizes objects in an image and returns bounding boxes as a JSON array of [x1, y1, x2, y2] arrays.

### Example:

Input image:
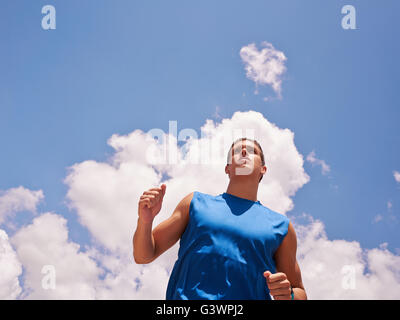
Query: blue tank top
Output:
[[166, 191, 290, 300]]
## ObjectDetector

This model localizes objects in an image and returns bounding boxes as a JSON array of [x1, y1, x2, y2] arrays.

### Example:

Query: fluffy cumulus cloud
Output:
[[64, 110, 310, 251], [2, 110, 400, 299], [0, 186, 44, 225], [10, 212, 102, 299], [63, 110, 310, 298], [61, 110, 400, 299], [240, 41, 287, 98], [0, 186, 43, 299], [295, 214, 400, 299], [0, 230, 22, 299]]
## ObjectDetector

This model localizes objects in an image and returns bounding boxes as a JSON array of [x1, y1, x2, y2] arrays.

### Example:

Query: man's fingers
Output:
[[142, 193, 161, 202], [266, 272, 287, 283], [267, 279, 291, 290], [144, 185, 166, 198], [139, 196, 154, 202], [139, 196, 156, 208], [139, 198, 151, 209], [143, 192, 161, 202], [147, 185, 165, 192], [139, 185, 166, 210], [140, 194, 156, 200], [143, 190, 161, 197]]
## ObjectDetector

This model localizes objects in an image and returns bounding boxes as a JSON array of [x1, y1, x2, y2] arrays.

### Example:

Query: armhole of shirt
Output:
[[179, 191, 198, 242], [282, 217, 290, 242], [274, 215, 291, 253], [188, 191, 198, 219]]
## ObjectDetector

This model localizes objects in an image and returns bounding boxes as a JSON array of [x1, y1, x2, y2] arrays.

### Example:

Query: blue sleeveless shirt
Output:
[[166, 191, 290, 300]]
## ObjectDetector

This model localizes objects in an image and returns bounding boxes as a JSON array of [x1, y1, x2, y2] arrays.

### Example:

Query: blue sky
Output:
[[1, 0, 399, 266]]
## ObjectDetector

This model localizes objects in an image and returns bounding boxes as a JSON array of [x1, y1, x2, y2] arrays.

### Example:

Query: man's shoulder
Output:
[[259, 203, 290, 222], [176, 191, 195, 209], [186, 191, 227, 206], [192, 191, 224, 200]]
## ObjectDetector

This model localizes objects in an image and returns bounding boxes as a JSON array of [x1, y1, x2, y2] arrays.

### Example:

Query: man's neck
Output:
[[225, 179, 259, 202]]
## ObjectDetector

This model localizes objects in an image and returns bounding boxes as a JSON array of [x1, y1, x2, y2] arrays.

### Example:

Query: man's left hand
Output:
[[263, 270, 292, 300]]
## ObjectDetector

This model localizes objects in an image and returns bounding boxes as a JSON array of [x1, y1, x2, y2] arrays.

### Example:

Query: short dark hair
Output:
[[226, 138, 265, 182]]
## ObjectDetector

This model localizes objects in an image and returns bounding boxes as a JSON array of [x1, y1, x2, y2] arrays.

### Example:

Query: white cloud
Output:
[[4, 111, 400, 300], [88, 249, 170, 299], [295, 214, 400, 299], [240, 42, 287, 98], [394, 170, 400, 183], [64, 142, 161, 253], [10, 213, 103, 299], [306, 150, 331, 175], [63, 110, 310, 298], [0, 186, 44, 225], [64, 110, 309, 249], [62, 110, 400, 299], [0, 229, 22, 299]]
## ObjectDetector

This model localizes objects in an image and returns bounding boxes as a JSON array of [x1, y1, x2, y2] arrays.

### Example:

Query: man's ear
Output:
[[261, 165, 267, 175], [225, 164, 230, 176], [259, 165, 267, 180]]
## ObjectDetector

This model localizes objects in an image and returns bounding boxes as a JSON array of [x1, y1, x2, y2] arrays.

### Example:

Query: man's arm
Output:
[[264, 222, 307, 300], [133, 186, 193, 264]]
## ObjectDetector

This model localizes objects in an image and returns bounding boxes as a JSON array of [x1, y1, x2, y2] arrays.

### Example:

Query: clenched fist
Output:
[[138, 184, 167, 224], [264, 270, 293, 300]]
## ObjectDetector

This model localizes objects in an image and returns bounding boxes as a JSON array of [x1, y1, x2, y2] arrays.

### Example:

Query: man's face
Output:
[[226, 140, 265, 180]]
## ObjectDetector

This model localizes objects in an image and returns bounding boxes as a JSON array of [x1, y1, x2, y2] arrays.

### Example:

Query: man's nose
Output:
[[241, 148, 247, 157]]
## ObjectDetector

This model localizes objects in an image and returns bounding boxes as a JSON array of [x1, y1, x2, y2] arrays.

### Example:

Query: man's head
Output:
[[225, 138, 267, 183]]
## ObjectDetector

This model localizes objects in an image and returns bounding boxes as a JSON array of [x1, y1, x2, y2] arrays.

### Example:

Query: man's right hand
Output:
[[138, 184, 167, 224]]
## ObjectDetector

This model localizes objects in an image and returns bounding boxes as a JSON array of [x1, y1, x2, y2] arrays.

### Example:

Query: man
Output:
[[133, 138, 307, 300]]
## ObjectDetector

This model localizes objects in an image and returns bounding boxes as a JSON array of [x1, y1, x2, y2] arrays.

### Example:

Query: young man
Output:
[[133, 138, 307, 300]]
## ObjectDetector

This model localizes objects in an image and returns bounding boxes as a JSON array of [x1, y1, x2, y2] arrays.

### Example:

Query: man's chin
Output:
[[234, 168, 255, 176]]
